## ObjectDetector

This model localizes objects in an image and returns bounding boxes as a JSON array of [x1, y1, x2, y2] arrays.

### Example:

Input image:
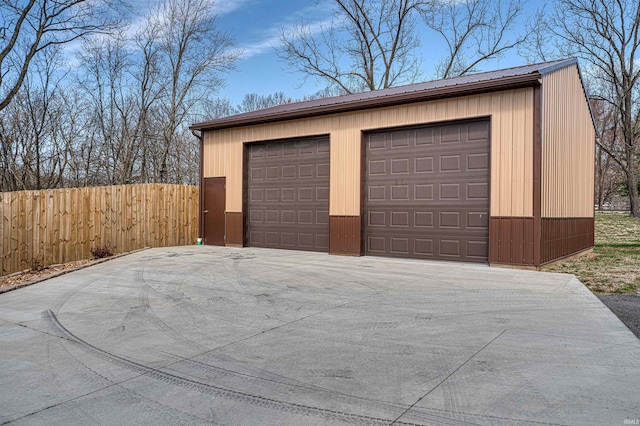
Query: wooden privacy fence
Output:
[[0, 184, 199, 276]]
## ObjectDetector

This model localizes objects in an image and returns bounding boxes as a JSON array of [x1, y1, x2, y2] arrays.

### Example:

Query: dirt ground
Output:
[[0, 260, 95, 290]]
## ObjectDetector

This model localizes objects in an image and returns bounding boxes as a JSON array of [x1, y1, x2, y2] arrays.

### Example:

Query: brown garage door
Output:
[[247, 136, 330, 252], [365, 120, 490, 262]]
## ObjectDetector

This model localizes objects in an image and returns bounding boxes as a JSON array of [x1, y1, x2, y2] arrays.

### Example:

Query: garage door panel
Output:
[[367, 207, 488, 231], [415, 238, 434, 255], [468, 121, 490, 140], [415, 157, 435, 173], [367, 234, 487, 260], [366, 181, 488, 204], [317, 163, 330, 177], [468, 240, 489, 258], [365, 120, 490, 262], [247, 137, 329, 252], [250, 231, 264, 244], [282, 165, 296, 179], [316, 210, 329, 225], [265, 188, 279, 202], [467, 182, 489, 199], [368, 211, 386, 226], [467, 153, 489, 170], [316, 234, 329, 250], [367, 141, 486, 161]]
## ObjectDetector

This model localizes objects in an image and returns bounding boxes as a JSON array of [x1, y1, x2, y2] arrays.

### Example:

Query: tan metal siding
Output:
[[541, 65, 596, 217], [203, 88, 534, 216]]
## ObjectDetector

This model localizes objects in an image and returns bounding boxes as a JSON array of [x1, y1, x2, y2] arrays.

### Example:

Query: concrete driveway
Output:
[[1, 247, 639, 425]]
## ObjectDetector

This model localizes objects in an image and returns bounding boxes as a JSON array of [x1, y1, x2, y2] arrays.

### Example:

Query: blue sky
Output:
[[214, 0, 334, 104], [120, 0, 533, 105]]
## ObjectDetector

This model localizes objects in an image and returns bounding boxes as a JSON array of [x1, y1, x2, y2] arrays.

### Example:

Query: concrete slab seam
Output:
[[390, 329, 507, 425]]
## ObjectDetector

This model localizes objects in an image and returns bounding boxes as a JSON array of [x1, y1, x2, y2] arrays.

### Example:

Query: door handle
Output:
[[203, 210, 208, 213]]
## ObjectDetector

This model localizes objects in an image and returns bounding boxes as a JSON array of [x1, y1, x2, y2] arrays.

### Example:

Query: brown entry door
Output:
[[203, 177, 226, 245]]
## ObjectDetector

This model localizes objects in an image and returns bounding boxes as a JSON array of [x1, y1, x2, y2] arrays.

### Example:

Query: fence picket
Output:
[[0, 184, 199, 276]]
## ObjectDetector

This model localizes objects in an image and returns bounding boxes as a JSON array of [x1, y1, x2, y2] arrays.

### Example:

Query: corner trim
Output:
[[192, 130, 204, 240], [533, 84, 542, 266]]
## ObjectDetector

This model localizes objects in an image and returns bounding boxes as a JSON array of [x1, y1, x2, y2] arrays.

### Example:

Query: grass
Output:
[[541, 212, 640, 294]]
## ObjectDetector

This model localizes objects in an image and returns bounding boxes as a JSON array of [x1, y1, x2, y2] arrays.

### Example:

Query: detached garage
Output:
[[191, 58, 596, 268]]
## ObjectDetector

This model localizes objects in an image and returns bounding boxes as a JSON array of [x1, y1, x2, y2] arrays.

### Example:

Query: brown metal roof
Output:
[[191, 58, 578, 132]]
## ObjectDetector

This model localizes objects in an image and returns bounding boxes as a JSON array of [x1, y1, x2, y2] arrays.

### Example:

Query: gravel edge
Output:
[[597, 294, 640, 339], [0, 248, 150, 295]]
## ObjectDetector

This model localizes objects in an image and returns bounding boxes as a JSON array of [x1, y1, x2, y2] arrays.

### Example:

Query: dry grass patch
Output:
[[542, 212, 640, 294]]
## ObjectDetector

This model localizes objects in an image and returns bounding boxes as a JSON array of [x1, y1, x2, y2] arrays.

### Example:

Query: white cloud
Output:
[[61, 0, 257, 62], [240, 17, 333, 59], [211, 0, 255, 16], [240, 34, 281, 59]]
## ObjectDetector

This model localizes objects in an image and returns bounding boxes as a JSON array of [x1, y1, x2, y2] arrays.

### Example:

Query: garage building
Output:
[[190, 58, 596, 268]]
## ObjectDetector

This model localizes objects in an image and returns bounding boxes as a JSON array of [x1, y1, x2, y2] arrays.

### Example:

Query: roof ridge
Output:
[[192, 58, 578, 131]]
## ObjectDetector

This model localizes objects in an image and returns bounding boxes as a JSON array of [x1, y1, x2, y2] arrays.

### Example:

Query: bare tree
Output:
[[591, 97, 625, 210], [420, 0, 530, 78], [133, 19, 164, 183], [236, 91, 292, 113], [279, 0, 422, 93], [0, 46, 69, 191], [301, 85, 347, 100], [1, 0, 238, 190], [76, 34, 141, 185], [0, 0, 123, 111], [147, 0, 239, 182], [527, 0, 640, 217], [63, 86, 99, 188], [202, 97, 236, 119]]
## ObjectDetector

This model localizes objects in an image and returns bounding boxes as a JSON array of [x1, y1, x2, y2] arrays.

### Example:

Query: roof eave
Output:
[[537, 57, 578, 75], [191, 73, 542, 132]]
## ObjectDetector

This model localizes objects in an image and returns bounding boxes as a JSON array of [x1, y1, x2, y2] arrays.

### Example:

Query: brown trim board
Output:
[[242, 143, 249, 247], [225, 212, 243, 247], [489, 217, 535, 266], [541, 218, 594, 265], [360, 131, 366, 256], [329, 216, 361, 256], [533, 84, 542, 266], [194, 130, 204, 240]]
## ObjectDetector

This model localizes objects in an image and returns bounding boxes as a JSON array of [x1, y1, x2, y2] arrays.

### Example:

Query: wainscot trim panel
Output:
[[541, 218, 594, 265], [225, 212, 243, 247], [329, 216, 362, 256], [489, 217, 535, 266]]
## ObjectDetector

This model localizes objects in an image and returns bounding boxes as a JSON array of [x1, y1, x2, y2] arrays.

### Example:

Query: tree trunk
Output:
[[627, 170, 640, 218]]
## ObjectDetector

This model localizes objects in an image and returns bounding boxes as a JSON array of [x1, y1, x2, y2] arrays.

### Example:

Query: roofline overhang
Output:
[[191, 73, 543, 132]]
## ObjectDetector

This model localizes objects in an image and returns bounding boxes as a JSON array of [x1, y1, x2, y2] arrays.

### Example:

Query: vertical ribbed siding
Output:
[[541, 65, 596, 218], [203, 130, 243, 214], [329, 128, 360, 216], [203, 89, 535, 218], [541, 218, 594, 263]]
